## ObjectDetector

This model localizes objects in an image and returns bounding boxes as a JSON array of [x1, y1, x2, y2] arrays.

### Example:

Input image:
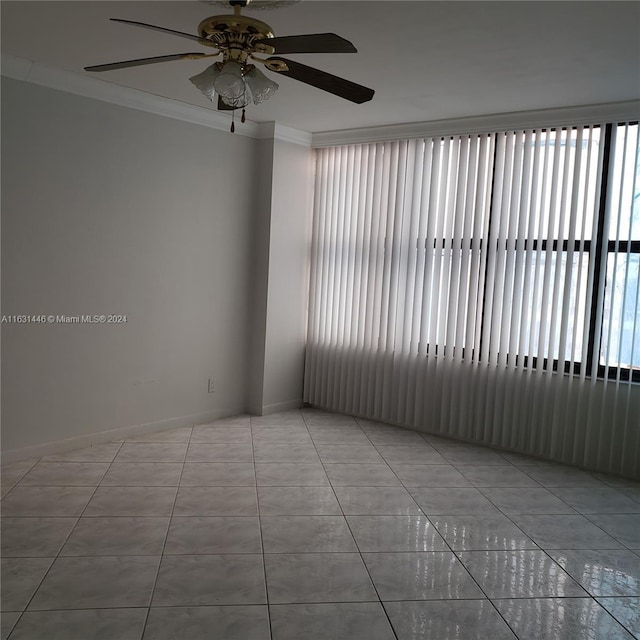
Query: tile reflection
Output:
[[549, 549, 640, 597], [457, 550, 587, 598], [384, 600, 516, 640], [430, 515, 537, 551], [495, 597, 634, 640]]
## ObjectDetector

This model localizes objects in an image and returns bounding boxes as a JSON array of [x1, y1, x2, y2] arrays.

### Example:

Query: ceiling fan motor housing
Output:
[[197, 14, 275, 62]]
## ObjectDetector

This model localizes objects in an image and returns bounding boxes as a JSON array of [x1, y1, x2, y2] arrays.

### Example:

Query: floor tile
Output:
[[362, 551, 484, 601], [252, 412, 306, 428], [8, 608, 147, 640], [1, 460, 39, 495], [41, 442, 123, 463], [409, 487, 499, 515], [0, 611, 20, 640], [180, 462, 255, 486], [18, 462, 109, 486], [359, 423, 413, 435], [190, 426, 252, 443], [437, 447, 509, 466], [143, 605, 270, 640], [164, 516, 262, 554], [1, 558, 54, 611], [550, 487, 640, 514], [430, 514, 537, 551], [334, 486, 421, 515], [479, 487, 575, 514], [270, 602, 396, 640], [458, 465, 540, 487], [346, 515, 448, 552], [186, 443, 253, 463], [376, 446, 447, 465], [324, 463, 401, 486], [261, 516, 357, 553], [498, 451, 545, 465], [511, 514, 625, 549], [173, 486, 258, 516], [354, 417, 389, 429], [251, 426, 313, 444], [364, 429, 432, 446], [384, 599, 517, 640], [115, 443, 187, 463], [83, 487, 177, 517], [521, 464, 606, 487], [28, 556, 160, 610], [126, 427, 192, 443], [303, 412, 357, 427], [264, 553, 377, 604], [586, 514, 640, 548], [152, 554, 266, 606], [315, 444, 384, 463], [255, 463, 329, 486], [1, 486, 95, 517], [257, 486, 341, 515], [457, 550, 586, 598], [1, 518, 76, 557], [620, 487, 640, 504], [204, 415, 251, 428], [308, 428, 371, 445], [596, 597, 640, 638], [5, 409, 636, 640], [391, 464, 471, 487], [61, 517, 169, 556], [100, 463, 183, 487], [253, 444, 319, 463], [548, 549, 640, 597], [592, 474, 640, 489], [494, 597, 635, 640]]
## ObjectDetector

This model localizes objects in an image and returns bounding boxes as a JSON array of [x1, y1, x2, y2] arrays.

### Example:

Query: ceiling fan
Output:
[[85, 0, 374, 131]]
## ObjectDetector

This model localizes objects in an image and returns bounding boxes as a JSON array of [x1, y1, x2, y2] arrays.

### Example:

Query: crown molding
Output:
[[1, 53, 264, 138], [256, 122, 312, 146], [312, 100, 640, 147], [4, 54, 636, 148]]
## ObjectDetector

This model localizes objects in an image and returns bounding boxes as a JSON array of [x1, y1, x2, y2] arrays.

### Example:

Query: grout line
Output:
[[6, 440, 126, 630], [302, 411, 401, 640], [251, 414, 274, 640], [3, 412, 639, 638], [138, 425, 191, 639]]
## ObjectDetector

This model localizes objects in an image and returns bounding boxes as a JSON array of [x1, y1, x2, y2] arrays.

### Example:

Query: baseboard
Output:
[[1, 407, 243, 464], [258, 399, 303, 416]]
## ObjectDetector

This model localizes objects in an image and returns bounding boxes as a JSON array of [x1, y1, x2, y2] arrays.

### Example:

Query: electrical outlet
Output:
[[208, 377, 216, 394]]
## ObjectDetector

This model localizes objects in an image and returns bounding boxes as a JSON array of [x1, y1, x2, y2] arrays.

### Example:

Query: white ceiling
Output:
[[2, 1, 639, 133]]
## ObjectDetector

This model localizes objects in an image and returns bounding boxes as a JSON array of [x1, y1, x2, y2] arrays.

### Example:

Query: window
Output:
[[307, 120, 639, 387], [483, 126, 602, 375], [599, 123, 640, 378]]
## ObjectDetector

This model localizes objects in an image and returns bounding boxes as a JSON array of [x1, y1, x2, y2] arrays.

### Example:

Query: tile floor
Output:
[[1, 409, 639, 639]]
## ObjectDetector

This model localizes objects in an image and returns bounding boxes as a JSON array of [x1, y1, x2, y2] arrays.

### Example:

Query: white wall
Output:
[[1, 78, 257, 452], [247, 136, 314, 415], [262, 138, 313, 413]]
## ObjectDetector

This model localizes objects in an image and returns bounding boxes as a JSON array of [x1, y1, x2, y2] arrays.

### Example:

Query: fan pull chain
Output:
[[241, 108, 246, 123], [231, 109, 235, 133]]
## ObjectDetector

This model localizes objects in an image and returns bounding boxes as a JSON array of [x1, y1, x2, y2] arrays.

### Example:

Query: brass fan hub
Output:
[[197, 14, 276, 60]]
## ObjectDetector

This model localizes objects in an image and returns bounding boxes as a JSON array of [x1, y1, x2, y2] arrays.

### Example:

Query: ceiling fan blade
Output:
[[217, 96, 235, 111], [85, 53, 210, 72], [266, 57, 374, 104], [254, 33, 356, 54], [110, 18, 207, 45]]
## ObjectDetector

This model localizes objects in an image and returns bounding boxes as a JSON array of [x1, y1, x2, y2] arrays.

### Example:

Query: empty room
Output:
[[1, 1, 639, 639]]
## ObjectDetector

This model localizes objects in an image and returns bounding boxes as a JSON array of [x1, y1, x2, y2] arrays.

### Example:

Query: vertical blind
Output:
[[305, 124, 640, 478]]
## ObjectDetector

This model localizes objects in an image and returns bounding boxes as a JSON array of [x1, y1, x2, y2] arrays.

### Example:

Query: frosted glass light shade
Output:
[[245, 67, 279, 104], [189, 63, 220, 100], [214, 61, 251, 108]]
